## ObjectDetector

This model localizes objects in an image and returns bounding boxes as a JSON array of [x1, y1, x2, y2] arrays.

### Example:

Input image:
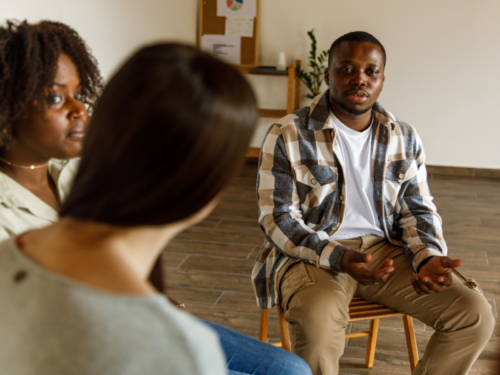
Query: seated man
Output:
[[252, 31, 495, 375]]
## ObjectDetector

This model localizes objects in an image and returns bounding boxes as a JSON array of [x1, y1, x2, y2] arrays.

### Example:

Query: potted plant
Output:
[[296, 29, 329, 99]]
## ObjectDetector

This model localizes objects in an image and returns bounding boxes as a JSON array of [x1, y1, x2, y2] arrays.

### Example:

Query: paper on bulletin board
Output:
[[217, 0, 257, 18], [225, 17, 254, 37], [201, 34, 241, 65]]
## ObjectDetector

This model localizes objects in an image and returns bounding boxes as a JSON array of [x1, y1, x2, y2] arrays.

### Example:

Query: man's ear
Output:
[[324, 68, 329, 85]]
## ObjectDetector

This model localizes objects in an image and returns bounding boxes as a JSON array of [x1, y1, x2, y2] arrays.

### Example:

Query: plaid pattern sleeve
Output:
[[375, 112, 447, 271]]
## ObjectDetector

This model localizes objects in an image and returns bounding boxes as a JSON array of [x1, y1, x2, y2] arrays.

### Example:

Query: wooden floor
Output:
[[162, 161, 500, 375]]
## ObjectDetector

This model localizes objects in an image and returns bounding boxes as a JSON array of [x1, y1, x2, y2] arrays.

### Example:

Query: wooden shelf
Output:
[[259, 109, 287, 118], [245, 60, 302, 158], [246, 147, 260, 159]]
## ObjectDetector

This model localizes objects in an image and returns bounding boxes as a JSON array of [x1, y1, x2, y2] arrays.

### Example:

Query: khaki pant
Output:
[[277, 236, 495, 375]]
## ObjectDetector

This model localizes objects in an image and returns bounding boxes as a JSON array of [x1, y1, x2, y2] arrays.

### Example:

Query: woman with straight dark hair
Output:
[[0, 43, 311, 375]]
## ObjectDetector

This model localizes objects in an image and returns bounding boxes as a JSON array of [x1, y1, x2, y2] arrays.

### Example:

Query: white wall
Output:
[[0, 0, 198, 79], [1, 0, 499, 169], [253, 0, 500, 169]]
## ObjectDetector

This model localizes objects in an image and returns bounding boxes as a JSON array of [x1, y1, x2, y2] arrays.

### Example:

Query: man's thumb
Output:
[[442, 257, 462, 269], [349, 251, 369, 264]]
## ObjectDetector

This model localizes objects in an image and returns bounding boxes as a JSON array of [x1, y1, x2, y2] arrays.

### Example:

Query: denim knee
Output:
[[273, 349, 312, 375], [287, 355, 313, 375]]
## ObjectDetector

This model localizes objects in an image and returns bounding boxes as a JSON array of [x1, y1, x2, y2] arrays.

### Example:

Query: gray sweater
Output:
[[0, 238, 226, 375]]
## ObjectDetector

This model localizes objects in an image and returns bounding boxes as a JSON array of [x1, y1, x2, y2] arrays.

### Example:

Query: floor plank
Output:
[[164, 239, 254, 258]]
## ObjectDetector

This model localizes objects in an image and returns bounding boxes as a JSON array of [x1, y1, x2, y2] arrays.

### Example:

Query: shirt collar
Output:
[[0, 158, 76, 223], [306, 90, 397, 131]]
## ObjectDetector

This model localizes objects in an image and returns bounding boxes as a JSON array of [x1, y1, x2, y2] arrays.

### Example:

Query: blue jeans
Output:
[[203, 320, 312, 375]]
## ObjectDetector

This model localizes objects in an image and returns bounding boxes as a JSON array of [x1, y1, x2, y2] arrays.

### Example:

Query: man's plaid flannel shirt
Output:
[[252, 91, 446, 309]]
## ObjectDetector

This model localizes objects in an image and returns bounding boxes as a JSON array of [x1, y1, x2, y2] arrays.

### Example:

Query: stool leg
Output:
[[259, 309, 269, 342], [277, 304, 292, 352], [402, 315, 419, 372], [365, 318, 380, 368]]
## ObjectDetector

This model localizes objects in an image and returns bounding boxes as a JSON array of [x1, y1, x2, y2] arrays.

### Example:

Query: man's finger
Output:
[[426, 279, 446, 293], [411, 279, 423, 295], [349, 251, 370, 264], [379, 259, 394, 270], [414, 279, 435, 294], [365, 267, 394, 285], [441, 257, 462, 269], [378, 272, 391, 283], [437, 275, 453, 287]]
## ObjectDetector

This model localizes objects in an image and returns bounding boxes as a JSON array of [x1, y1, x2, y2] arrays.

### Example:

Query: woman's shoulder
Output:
[[92, 296, 227, 374]]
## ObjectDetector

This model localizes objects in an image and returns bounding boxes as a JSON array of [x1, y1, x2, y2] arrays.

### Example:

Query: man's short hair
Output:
[[328, 31, 386, 68]]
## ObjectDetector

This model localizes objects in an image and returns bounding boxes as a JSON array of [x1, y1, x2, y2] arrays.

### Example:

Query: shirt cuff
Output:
[[318, 242, 350, 273], [413, 247, 444, 273]]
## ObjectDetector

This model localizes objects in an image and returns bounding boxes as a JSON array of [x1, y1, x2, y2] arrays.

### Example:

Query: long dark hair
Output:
[[60, 43, 257, 225]]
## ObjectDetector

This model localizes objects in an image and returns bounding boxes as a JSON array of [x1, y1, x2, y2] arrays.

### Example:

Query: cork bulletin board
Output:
[[198, 0, 260, 67]]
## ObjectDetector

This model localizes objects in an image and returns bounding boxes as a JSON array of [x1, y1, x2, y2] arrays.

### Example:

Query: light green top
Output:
[[0, 158, 79, 241]]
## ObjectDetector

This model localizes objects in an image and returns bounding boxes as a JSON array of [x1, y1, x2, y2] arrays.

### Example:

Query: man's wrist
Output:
[[319, 243, 349, 273], [416, 256, 434, 273]]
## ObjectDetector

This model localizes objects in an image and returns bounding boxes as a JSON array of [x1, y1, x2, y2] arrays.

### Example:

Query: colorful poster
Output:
[[201, 34, 241, 65], [217, 0, 257, 18]]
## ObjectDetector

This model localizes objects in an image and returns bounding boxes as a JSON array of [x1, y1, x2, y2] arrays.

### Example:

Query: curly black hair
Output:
[[0, 20, 103, 147]]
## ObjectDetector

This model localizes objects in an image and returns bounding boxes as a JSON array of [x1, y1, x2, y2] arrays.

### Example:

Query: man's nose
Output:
[[350, 71, 366, 86]]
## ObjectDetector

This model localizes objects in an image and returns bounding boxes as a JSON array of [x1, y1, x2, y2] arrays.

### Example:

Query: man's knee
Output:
[[286, 285, 351, 350], [470, 293, 496, 341], [443, 289, 495, 341], [287, 283, 350, 326]]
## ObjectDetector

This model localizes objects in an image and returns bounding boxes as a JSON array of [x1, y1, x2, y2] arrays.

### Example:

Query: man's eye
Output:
[[367, 69, 378, 75], [339, 67, 351, 73], [47, 95, 63, 105]]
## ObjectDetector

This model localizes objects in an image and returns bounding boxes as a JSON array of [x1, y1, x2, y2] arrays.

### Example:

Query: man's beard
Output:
[[333, 97, 372, 116]]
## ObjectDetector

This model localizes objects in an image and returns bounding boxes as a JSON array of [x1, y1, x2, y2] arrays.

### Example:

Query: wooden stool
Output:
[[259, 297, 419, 371]]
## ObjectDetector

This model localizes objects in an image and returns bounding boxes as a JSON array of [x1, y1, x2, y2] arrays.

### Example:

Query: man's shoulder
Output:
[[372, 102, 419, 138], [273, 105, 311, 130], [272, 96, 329, 138]]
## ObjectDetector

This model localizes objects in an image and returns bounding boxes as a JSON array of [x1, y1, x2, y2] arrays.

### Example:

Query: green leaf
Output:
[[300, 29, 329, 100]]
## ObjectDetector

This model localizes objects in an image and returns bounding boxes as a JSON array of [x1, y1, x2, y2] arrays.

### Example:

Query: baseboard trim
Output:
[[426, 165, 500, 179], [246, 148, 500, 179]]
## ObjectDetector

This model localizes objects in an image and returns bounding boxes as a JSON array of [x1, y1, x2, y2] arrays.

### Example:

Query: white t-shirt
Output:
[[0, 238, 227, 375], [330, 113, 385, 240]]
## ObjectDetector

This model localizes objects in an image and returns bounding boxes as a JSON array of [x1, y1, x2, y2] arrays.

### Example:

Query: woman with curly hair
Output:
[[0, 20, 102, 239]]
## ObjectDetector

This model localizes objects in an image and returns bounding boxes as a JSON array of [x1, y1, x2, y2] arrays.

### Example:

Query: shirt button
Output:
[[311, 178, 317, 185], [399, 173, 405, 179], [340, 195, 345, 201]]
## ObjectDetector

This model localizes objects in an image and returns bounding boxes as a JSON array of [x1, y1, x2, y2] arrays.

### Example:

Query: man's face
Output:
[[324, 41, 385, 116]]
